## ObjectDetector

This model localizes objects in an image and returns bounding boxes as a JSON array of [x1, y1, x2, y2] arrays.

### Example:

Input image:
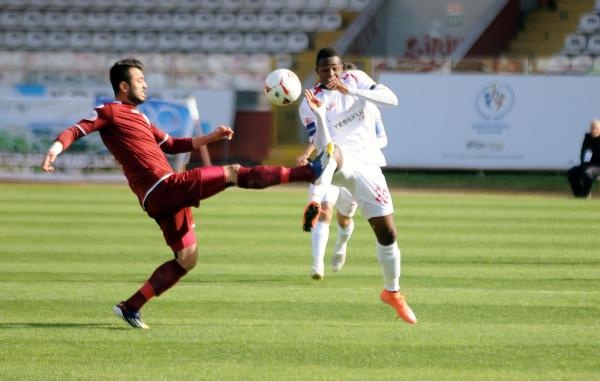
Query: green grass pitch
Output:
[[0, 182, 599, 380]]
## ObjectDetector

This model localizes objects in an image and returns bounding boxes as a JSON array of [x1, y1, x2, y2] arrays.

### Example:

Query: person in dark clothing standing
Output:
[[567, 120, 600, 198]]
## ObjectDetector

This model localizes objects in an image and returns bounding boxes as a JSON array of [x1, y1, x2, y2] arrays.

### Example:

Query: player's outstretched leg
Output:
[[310, 143, 337, 186], [113, 302, 150, 329]]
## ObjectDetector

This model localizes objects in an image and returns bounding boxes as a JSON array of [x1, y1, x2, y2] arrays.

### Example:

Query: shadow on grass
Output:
[[0, 322, 126, 330]]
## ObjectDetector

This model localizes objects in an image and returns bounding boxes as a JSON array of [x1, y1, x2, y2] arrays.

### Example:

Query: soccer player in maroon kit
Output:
[[41, 58, 334, 329]]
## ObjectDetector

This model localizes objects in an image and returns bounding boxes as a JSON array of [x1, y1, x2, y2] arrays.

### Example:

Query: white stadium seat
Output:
[[222, 32, 244, 52], [264, 0, 285, 10], [578, 13, 600, 34], [130, 13, 152, 30], [172, 13, 194, 30], [265, 32, 287, 52], [135, 32, 158, 51], [157, 32, 179, 51], [25, 31, 47, 50], [178, 32, 202, 51], [43, 11, 66, 30], [321, 12, 342, 31], [285, 0, 306, 9], [91, 32, 113, 50], [3, 0, 26, 9], [222, 0, 244, 9], [299, 13, 321, 31], [279, 12, 300, 31], [328, 0, 349, 11], [587, 34, 600, 55], [193, 13, 215, 31], [564, 33, 586, 55], [3, 31, 25, 49], [215, 13, 236, 30], [154, 0, 180, 9], [0, 11, 22, 29], [306, 0, 326, 11], [113, 32, 136, 51], [65, 11, 87, 29], [22, 11, 44, 29], [200, 32, 223, 51], [348, 0, 369, 11], [107, 12, 130, 30], [243, 0, 264, 10], [69, 31, 92, 51], [237, 13, 258, 30], [50, 0, 73, 8], [151, 13, 173, 30], [201, 0, 222, 10], [287, 32, 309, 52], [47, 31, 70, 50], [257, 13, 279, 30], [86, 12, 109, 31], [243, 32, 265, 52]]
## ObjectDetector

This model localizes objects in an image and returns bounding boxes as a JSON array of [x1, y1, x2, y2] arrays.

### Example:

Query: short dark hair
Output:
[[109, 58, 144, 95], [316, 47, 340, 66]]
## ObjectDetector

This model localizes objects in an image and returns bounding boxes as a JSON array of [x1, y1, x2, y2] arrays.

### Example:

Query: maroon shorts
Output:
[[144, 166, 227, 252]]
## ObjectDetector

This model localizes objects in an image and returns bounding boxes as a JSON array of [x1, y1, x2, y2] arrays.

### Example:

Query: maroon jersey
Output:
[[55, 101, 193, 205]]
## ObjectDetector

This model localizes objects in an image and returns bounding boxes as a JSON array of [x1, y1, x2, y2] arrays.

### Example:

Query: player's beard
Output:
[[128, 89, 146, 105]]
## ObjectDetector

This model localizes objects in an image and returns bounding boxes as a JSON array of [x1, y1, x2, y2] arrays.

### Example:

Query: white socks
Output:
[[311, 221, 330, 272], [334, 219, 354, 254], [376, 241, 401, 291]]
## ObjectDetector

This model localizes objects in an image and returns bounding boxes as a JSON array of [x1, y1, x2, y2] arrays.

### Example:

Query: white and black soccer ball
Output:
[[263, 68, 302, 106]]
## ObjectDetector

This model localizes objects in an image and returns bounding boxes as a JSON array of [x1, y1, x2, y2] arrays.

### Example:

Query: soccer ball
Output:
[[264, 68, 302, 106]]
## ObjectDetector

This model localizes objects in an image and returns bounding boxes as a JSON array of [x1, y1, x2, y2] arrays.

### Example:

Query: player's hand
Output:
[[295, 153, 309, 166], [213, 125, 234, 141], [325, 77, 349, 95], [41, 141, 63, 173], [304, 89, 324, 113]]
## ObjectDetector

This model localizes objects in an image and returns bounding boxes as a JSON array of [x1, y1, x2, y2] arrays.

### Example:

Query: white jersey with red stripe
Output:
[[299, 70, 394, 167]]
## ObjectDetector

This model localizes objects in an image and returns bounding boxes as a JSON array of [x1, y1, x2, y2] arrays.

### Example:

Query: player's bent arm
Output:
[[192, 125, 234, 150], [347, 84, 398, 107], [41, 141, 63, 173]]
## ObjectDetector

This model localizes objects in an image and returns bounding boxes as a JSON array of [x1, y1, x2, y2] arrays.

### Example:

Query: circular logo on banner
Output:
[[476, 83, 515, 120]]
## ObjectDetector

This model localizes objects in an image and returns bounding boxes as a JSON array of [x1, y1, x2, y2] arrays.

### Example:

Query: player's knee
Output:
[[319, 203, 333, 222], [223, 164, 242, 184], [373, 225, 397, 246], [176, 244, 199, 271]]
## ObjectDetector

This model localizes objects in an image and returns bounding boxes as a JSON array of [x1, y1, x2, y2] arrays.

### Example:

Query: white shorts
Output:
[[308, 184, 357, 218], [332, 152, 394, 219]]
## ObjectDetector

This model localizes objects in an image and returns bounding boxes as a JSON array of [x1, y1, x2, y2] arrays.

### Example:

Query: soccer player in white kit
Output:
[[298, 47, 417, 324]]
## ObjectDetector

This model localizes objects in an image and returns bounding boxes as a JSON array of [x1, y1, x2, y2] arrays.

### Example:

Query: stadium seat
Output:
[[3, 31, 24, 49], [222, 0, 244, 9], [113, 31, 136, 51], [151, 13, 173, 31], [135, 32, 158, 51], [158, 32, 179, 51], [595, 0, 600, 13], [215, 13, 236, 30], [130, 13, 152, 30], [222, 32, 244, 51], [0, 10, 22, 29], [43, 11, 66, 30], [24, 31, 46, 50], [321, 12, 342, 30], [69, 31, 93, 51], [257, 13, 279, 30], [91, 32, 113, 51], [50, 0, 74, 8], [2, 0, 25, 9], [200, 32, 223, 51], [86, 12, 109, 31], [265, 32, 288, 52], [71, 0, 96, 8], [243, 32, 265, 52], [541, 55, 571, 73], [299, 13, 321, 31], [193, 13, 215, 31], [22, 11, 44, 30], [47, 31, 70, 50], [201, 0, 222, 10], [570, 54, 593, 73], [172, 13, 194, 31], [563, 33, 587, 55], [154, 0, 180, 9], [305, 0, 326, 11], [279, 12, 300, 31], [178, 32, 202, 51], [348, 0, 369, 11], [328, 0, 349, 11], [108, 12, 130, 30], [264, 0, 285, 10], [237, 13, 258, 30], [578, 13, 600, 34], [243, 0, 264, 10], [587, 34, 600, 55], [287, 32, 309, 52], [286, 0, 306, 9], [133, 0, 162, 9], [64, 11, 86, 29]]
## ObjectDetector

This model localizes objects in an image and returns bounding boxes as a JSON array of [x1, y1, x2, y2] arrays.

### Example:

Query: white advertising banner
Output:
[[379, 73, 600, 170]]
